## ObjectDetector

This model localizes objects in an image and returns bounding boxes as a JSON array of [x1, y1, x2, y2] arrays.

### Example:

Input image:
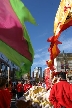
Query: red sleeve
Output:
[[49, 84, 58, 107], [17, 84, 19, 91], [0, 95, 3, 108], [0, 89, 11, 108], [5, 89, 11, 103], [24, 84, 27, 92], [69, 84, 72, 101]]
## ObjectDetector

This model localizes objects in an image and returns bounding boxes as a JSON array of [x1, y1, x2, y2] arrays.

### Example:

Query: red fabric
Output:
[[45, 68, 51, 90], [0, 0, 32, 61], [24, 84, 27, 92], [24, 84, 32, 92], [45, 76, 51, 90], [47, 8, 72, 71], [8, 85, 13, 98], [27, 84, 32, 89], [17, 84, 23, 92], [64, 6, 71, 12], [0, 89, 11, 108], [0, 27, 32, 61], [49, 80, 72, 108], [47, 36, 62, 70], [60, 18, 72, 33], [48, 39, 62, 60], [6, 87, 13, 99]]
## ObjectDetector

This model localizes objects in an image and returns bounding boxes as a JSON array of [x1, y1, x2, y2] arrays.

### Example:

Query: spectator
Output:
[[49, 72, 72, 108], [0, 77, 11, 108]]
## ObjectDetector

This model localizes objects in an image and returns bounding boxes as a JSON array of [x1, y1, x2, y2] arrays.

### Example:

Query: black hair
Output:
[[0, 78, 7, 87], [59, 72, 66, 79]]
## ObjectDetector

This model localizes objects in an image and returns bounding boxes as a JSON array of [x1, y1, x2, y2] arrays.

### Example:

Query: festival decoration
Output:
[[44, 67, 51, 90], [16, 86, 53, 108], [46, 0, 72, 70], [0, 0, 36, 78]]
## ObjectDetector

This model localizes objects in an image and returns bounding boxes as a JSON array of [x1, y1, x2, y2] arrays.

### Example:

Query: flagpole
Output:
[[8, 67, 9, 87]]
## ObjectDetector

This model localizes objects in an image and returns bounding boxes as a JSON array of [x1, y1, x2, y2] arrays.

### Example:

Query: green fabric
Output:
[[9, 0, 36, 78], [0, 40, 32, 69], [10, 0, 37, 25], [0, 40, 32, 79], [10, 0, 36, 59]]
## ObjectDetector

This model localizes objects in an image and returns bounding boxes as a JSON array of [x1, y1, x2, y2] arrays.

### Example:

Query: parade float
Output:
[[16, 86, 53, 108]]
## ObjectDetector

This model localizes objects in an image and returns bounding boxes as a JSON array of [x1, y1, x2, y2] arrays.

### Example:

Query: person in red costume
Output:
[[23, 81, 27, 93], [49, 72, 72, 108], [5, 83, 13, 99], [0, 77, 11, 108], [24, 80, 32, 93], [17, 81, 23, 99]]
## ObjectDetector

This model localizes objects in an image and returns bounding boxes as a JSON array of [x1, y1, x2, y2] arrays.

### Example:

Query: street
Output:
[[11, 98, 17, 108]]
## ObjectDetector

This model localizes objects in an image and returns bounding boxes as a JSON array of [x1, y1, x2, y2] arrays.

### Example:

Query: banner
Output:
[[44, 68, 51, 90]]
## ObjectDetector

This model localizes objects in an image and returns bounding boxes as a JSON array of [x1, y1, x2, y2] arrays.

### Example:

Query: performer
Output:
[[49, 72, 72, 108], [17, 81, 23, 99], [24, 80, 32, 93], [6, 83, 13, 99]]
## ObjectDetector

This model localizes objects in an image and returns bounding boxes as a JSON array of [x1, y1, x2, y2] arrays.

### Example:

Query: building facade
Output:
[[32, 71, 34, 78], [54, 53, 72, 73], [34, 67, 42, 78]]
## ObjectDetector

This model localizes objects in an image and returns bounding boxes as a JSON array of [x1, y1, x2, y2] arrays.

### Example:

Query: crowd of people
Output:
[[0, 72, 72, 108], [0, 78, 46, 106], [0, 78, 34, 108], [14, 80, 46, 99]]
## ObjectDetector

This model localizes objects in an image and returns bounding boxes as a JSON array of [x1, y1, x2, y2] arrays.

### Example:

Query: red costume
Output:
[[17, 83, 23, 92], [49, 80, 72, 108], [0, 89, 11, 108], [24, 83, 32, 92], [8, 86, 13, 98]]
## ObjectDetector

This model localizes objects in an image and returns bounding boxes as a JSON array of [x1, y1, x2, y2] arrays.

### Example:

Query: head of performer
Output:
[[0, 77, 7, 89], [18, 80, 21, 84], [27, 80, 30, 84], [59, 72, 66, 80]]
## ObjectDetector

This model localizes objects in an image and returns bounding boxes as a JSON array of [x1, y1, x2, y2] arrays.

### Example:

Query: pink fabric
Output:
[[0, 0, 32, 61]]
